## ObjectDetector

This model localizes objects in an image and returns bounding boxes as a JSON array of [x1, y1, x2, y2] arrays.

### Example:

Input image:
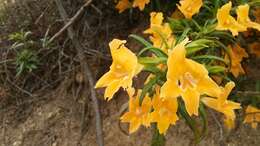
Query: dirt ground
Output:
[[0, 88, 259, 146]]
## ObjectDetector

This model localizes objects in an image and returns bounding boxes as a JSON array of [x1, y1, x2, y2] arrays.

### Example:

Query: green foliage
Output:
[[9, 30, 34, 49], [8, 30, 39, 76], [151, 127, 166, 146], [15, 49, 38, 76]]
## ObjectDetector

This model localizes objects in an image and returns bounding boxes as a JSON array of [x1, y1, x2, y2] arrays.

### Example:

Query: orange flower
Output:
[[202, 82, 241, 120], [249, 42, 260, 57], [226, 45, 248, 78], [253, 8, 260, 23], [95, 39, 143, 100], [151, 87, 179, 134], [211, 75, 223, 84], [160, 38, 221, 116], [116, 0, 131, 13], [171, 9, 184, 19], [177, 0, 203, 19], [216, 2, 246, 36], [237, 4, 260, 31], [120, 91, 152, 133], [133, 0, 150, 11], [244, 106, 260, 129]]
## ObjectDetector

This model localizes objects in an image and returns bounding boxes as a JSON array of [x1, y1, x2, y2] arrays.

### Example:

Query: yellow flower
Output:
[[160, 38, 221, 116], [224, 116, 235, 130], [216, 2, 246, 36], [249, 42, 260, 57], [120, 91, 152, 133], [244, 105, 260, 129], [149, 24, 175, 51], [177, 0, 203, 19], [144, 12, 164, 34], [144, 12, 175, 52], [237, 4, 260, 31], [226, 45, 248, 78], [202, 82, 241, 120], [95, 39, 143, 100], [116, 0, 131, 13], [151, 87, 179, 134], [133, 0, 150, 11]]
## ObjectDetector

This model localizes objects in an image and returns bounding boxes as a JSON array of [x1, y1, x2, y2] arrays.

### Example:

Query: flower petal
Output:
[[237, 4, 260, 31], [201, 97, 218, 111], [177, 0, 203, 19], [160, 79, 181, 99], [129, 118, 142, 133], [132, 0, 150, 10], [95, 71, 116, 88], [116, 0, 131, 13], [181, 88, 200, 116], [221, 82, 235, 100], [157, 117, 170, 134], [120, 112, 135, 122], [166, 38, 189, 81], [141, 96, 152, 113], [197, 76, 221, 97], [104, 80, 121, 100]]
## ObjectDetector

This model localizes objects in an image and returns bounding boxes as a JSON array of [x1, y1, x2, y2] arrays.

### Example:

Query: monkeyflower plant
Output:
[[96, 0, 260, 145]]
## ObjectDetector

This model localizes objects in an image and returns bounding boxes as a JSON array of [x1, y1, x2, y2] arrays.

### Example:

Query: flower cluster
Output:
[[96, 0, 260, 141]]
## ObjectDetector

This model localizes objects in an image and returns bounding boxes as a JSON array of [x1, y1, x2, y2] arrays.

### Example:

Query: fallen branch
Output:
[[236, 91, 260, 97], [49, 0, 92, 44], [54, 0, 104, 146]]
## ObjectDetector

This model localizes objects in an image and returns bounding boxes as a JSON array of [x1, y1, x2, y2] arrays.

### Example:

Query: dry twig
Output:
[[209, 110, 224, 143], [54, 0, 104, 146], [236, 91, 260, 97], [49, 0, 92, 44]]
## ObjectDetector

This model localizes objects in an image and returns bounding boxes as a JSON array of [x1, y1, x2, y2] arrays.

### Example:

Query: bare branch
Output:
[[54, 0, 104, 146], [49, 0, 92, 44]]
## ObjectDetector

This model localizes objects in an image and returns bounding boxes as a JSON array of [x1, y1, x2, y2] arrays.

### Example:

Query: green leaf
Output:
[[143, 65, 162, 74], [192, 55, 227, 64], [168, 18, 186, 31], [209, 31, 235, 44], [186, 39, 214, 55], [187, 39, 214, 48], [248, 0, 260, 6], [206, 66, 226, 74], [178, 99, 200, 143], [138, 46, 168, 58], [214, 40, 232, 69], [198, 103, 208, 141], [129, 34, 152, 47], [138, 57, 167, 65], [139, 77, 158, 103], [186, 46, 208, 55], [151, 125, 166, 146], [176, 28, 191, 45]]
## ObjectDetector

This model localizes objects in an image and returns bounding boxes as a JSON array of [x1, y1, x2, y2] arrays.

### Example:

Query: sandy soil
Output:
[[0, 89, 259, 146]]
